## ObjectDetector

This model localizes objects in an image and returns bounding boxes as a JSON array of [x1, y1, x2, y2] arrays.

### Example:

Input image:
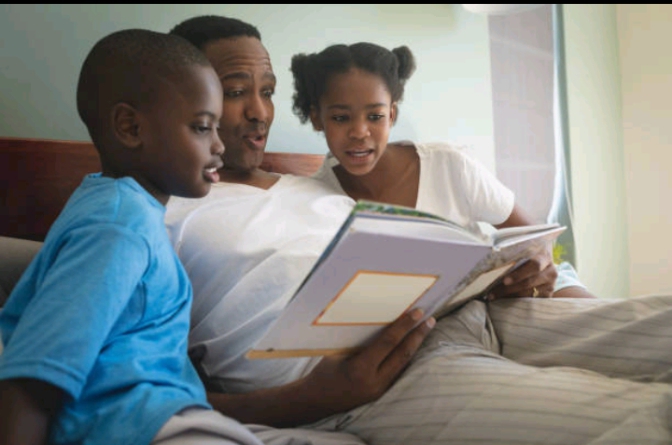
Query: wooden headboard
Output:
[[0, 137, 325, 242]]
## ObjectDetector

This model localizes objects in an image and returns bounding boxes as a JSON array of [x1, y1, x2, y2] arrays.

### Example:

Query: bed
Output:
[[0, 136, 325, 242]]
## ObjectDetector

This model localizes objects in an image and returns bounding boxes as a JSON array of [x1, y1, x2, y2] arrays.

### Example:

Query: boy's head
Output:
[[170, 16, 275, 174], [76, 29, 225, 204]]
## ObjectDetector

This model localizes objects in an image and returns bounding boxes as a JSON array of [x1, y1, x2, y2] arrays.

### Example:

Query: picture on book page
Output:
[[313, 270, 438, 325]]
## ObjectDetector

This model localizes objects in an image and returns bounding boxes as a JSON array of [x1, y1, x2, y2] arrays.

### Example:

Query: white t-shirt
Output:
[[314, 141, 585, 291], [165, 175, 354, 393], [313, 141, 516, 233]]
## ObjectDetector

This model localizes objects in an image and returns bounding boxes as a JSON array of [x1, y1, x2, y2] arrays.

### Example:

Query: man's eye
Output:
[[225, 90, 243, 98]]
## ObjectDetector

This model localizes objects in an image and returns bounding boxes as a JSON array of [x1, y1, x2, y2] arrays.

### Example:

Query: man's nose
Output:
[[244, 93, 270, 122]]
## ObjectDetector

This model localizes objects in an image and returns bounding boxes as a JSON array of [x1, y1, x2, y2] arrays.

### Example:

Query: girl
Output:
[[291, 42, 591, 299]]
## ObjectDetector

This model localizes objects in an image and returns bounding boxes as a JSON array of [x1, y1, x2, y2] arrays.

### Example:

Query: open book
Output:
[[247, 200, 565, 359]]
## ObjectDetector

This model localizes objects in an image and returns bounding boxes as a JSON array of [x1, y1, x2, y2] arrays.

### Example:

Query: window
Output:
[[488, 4, 555, 224]]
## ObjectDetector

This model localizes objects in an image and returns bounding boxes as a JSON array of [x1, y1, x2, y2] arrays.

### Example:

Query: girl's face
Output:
[[310, 68, 396, 176]]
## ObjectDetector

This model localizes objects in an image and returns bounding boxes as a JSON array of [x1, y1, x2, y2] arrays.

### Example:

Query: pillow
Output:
[[0, 236, 43, 307]]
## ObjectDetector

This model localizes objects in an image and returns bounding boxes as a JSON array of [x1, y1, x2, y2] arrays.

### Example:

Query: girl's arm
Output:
[[0, 378, 64, 445], [490, 205, 597, 299]]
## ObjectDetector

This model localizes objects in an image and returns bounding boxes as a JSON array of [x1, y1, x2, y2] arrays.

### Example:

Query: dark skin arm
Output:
[[554, 286, 597, 299], [489, 205, 597, 299], [0, 378, 64, 445], [488, 204, 558, 299], [207, 308, 435, 427]]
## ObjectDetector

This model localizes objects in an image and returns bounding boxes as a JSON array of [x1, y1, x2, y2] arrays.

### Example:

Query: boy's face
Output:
[[203, 36, 275, 173], [136, 65, 225, 204]]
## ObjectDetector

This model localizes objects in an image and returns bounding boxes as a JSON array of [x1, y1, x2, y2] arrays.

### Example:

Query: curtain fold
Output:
[[547, 3, 577, 266]]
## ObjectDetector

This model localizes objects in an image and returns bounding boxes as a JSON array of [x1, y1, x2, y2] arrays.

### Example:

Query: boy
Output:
[[0, 29, 262, 445]]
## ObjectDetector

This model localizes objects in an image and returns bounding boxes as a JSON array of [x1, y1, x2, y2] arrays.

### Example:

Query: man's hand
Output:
[[302, 308, 436, 413], [207, 308, 435, 427]]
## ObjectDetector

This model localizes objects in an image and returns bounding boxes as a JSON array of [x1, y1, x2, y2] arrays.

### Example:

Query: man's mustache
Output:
[[218, 123, 269, 137]]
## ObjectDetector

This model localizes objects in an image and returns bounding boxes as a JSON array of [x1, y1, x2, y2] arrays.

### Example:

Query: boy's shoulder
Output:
[[56, 174, 166, 241]]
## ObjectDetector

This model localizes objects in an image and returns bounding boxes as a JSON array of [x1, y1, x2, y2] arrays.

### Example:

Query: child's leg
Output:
[[152, 409, 263, 445], [489, 294, 672, 381], [153, 408, 368, 445], [247, 425, 368, 445]]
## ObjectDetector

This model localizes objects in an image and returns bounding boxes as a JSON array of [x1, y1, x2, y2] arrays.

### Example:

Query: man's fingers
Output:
[[362, 308, 426, 368], [378, 316, 435, 380]]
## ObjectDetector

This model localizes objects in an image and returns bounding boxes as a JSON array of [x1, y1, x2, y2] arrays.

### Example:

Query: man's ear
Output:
[[391, 102, 398, 126], [111, 102, 142, 150], [309, 107, 323, 132]]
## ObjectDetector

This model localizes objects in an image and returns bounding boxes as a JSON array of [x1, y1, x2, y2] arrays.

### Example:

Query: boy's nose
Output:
[[212, 132, 225, 155]]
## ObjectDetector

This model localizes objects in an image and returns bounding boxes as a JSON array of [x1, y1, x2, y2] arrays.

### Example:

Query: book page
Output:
[[352, 216, 485, 245], [433, 261, 515, 319], [314, 271, 438, 325], [354, 200, 486, 243], [492, 223, 562, 245]]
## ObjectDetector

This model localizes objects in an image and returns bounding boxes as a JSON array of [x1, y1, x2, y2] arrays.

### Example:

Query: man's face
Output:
[[203, 37, 275, 173]]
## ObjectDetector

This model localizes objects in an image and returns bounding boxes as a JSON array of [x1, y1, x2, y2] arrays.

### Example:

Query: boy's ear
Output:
[[111, 102, 142, 149], [391, 102, 398, 125], [309, 107, 323, 132]]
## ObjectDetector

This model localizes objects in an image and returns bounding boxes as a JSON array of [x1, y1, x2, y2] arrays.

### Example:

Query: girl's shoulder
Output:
[[392, 140, 474, 162]]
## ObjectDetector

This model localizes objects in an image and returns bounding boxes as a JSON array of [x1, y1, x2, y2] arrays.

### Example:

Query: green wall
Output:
[[563, 4, 630, 297], [0, 4, 495, 161], [1, 4, 635, 297]]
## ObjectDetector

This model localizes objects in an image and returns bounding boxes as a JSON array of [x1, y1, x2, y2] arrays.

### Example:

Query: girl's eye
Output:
[[262, 89, 275, 98], [332, 115, 348, 123], [369, 114, 384, 121]]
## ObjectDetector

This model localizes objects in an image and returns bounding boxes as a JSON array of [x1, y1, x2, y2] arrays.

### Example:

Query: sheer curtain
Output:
[[486, 3, 576, 266], [547, 3, 576, 266]]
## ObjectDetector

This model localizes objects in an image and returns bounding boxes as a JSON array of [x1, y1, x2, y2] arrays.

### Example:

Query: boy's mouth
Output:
[[204, 165, 222, 183]]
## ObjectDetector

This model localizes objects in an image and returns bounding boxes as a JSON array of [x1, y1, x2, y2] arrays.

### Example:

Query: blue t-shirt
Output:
[[0, 174, 209, 445]]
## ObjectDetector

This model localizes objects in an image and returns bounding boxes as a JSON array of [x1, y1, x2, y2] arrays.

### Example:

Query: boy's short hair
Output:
[[76, 28, 211, 145], [169, 15, 261, 50]]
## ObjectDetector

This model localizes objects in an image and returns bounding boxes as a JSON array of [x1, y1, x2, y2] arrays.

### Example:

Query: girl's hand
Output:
[[487, 243, 557, 300]]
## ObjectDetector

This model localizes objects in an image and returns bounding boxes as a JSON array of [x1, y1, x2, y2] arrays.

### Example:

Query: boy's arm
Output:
[[0, 378, 64, 445], [206, 309, 435, 427]]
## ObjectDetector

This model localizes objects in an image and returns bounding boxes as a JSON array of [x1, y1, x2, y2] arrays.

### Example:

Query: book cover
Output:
[[247, 200, 565, 359]]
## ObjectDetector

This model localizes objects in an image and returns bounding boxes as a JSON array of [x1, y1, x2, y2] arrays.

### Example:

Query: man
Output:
[[167, 14, 433, 428], [166, 15, 672, 445]]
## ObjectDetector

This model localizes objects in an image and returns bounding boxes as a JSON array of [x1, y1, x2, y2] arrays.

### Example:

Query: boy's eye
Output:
[[369, 114, 384, 121], [192, 124, 212, 134], [225, 90, 243, 98]]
